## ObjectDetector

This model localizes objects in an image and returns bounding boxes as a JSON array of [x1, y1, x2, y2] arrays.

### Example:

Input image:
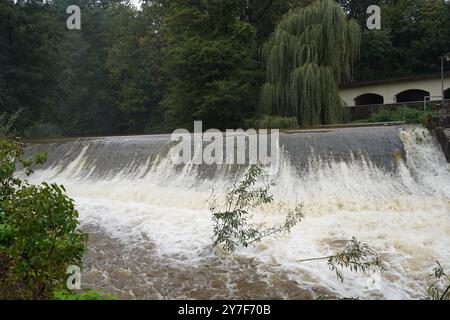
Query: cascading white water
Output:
[[27, 125, 450, 299]]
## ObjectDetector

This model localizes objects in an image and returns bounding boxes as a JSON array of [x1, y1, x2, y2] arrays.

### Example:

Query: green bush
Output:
[[0, 137, 87, 299], [53, 289, 116, 300], [2, 183, 87, 299], [367, 106, 435, 126]]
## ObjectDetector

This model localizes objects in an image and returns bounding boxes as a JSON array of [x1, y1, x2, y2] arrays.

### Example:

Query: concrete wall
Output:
[[340, 75, 450, 106]]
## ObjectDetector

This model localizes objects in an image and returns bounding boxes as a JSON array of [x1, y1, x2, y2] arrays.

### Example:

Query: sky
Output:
[[130, 0, 141, 9]]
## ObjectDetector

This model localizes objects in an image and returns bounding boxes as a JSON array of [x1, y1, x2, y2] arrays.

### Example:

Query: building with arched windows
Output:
[[340, 72, 450, 107]]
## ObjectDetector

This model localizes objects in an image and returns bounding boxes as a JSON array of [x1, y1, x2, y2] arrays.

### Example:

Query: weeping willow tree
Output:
[[259, 0, 361, 127]]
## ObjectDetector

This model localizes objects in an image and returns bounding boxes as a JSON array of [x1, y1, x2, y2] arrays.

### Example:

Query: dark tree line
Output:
[[1, 0, 449, 136], [339, 0, 450, 81]]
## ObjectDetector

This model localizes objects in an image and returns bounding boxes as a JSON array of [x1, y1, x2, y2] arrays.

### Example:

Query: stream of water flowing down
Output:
[[26, 125, 450, 300]]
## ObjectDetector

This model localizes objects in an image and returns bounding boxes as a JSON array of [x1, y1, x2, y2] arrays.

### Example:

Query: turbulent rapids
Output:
[[25, 125, 450, 300]]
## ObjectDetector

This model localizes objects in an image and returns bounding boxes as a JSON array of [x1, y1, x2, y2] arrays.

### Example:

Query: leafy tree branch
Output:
[[299, 237, 385, 282], [428, 261, 450, 300], [210, 165, 303, 253]]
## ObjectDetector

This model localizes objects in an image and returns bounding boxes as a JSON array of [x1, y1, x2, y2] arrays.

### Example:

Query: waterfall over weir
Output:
[[26, 125, 450, 300]]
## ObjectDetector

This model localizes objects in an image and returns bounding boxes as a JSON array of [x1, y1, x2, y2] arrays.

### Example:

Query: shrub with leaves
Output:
[[367, 106, 435, 126], [0, 132, 87, 299], [210, 165, 303, 253], [428, 261, 450, 300], [1, 183, 87, 299], [0, 110, 21, 139], [53, 289, 116, 300]]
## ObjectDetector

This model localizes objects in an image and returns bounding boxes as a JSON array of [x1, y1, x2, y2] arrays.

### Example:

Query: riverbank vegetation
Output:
[[1, 0, 450, 136], [355, 106, 436, 126], [0, 116, 114, 299], [0, 133, 87, 299]]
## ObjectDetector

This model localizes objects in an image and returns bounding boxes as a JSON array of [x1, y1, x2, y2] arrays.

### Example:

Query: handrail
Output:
[[424, 96, 443, 112], [346, 99, 450, 108]]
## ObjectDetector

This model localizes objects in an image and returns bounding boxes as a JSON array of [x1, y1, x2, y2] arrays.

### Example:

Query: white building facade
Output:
[[340, 72, 450, 107]]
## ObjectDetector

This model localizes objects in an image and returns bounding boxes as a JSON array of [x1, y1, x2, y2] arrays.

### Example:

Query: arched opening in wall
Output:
[[445, 88, 450, 99], [396, 89, 430, 103], [354, 93, 384, 106]]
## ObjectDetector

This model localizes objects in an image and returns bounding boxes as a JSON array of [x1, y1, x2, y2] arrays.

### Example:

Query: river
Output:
[[26, 125, 450, 299]]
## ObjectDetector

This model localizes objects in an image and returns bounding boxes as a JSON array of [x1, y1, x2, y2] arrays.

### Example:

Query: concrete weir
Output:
[[24, 125, 450, 300]]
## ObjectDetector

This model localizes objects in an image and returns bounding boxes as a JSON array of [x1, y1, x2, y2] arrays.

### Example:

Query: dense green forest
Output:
[[1, 0, 449, 136]]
